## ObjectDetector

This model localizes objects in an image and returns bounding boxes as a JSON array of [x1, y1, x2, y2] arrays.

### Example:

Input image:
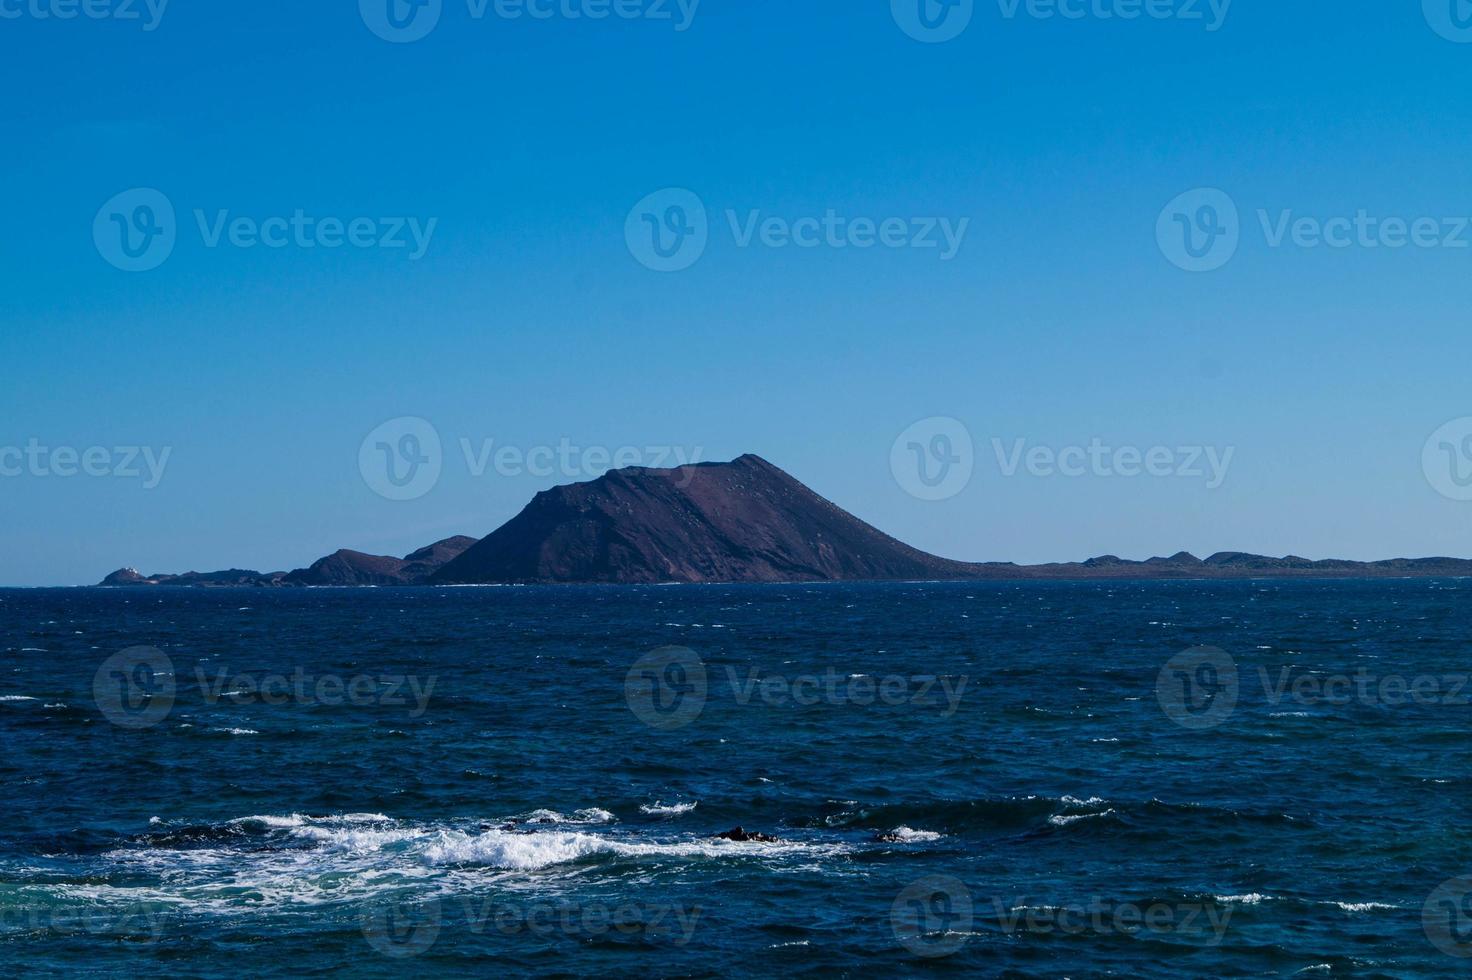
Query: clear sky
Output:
[[4, 0, 1472, 585]]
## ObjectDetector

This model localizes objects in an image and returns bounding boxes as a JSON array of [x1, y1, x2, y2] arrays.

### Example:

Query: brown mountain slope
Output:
[[432, 455, 984, 584]]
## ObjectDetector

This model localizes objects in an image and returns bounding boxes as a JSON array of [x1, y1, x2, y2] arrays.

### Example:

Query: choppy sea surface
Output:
[[3, 580, 1472, 977]]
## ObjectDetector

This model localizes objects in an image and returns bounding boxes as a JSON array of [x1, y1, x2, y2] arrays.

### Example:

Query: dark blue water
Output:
[[3, 581, 1471, 977]]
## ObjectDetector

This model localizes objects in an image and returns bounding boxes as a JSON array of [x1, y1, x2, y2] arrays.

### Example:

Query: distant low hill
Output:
[[101, 536, 475, 588], [99, 455, 1472, 586]]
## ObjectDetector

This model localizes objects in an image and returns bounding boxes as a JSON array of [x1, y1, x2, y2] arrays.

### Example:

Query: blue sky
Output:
[[4, 0, 1472, 585]]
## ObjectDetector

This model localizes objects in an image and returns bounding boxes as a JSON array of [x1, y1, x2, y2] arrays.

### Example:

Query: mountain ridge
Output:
[[98, 455, 1472, 585]]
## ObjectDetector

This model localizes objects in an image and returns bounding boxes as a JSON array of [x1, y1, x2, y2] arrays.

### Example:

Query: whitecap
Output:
[[419, 827, 837, 871], [640, 801, 698, 817], [1333, 901, 1397, 913], [520, 808, 614, 825], [1048, 809, 1116, 827], [1215, 893, 1268, 905], [886, 826, 942, 842]]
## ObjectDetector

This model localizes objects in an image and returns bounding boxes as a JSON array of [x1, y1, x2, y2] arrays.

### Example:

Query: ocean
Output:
[[2, 580, 1470, 977]]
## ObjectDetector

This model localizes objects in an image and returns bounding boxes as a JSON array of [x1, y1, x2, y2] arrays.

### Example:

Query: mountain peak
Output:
[[432, 454, 972, 585]]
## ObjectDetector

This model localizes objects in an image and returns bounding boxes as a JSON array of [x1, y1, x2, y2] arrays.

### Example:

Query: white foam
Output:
[[232, 813, 390, 830], [234, 814, 309, 829], [421, 829, 610, 870], [886, 826, 942, 842], [520, 808, 615, 825], [1048, 809, 1116, 827], [0, 695, 37, 702], [1215, 893, 1268, 905], [48, 812, 847, 917], [1333, 901, 1397, 913], [212, 727, 259, 736], [640, 801, 698, 817], [418, 827, 837, 870]]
